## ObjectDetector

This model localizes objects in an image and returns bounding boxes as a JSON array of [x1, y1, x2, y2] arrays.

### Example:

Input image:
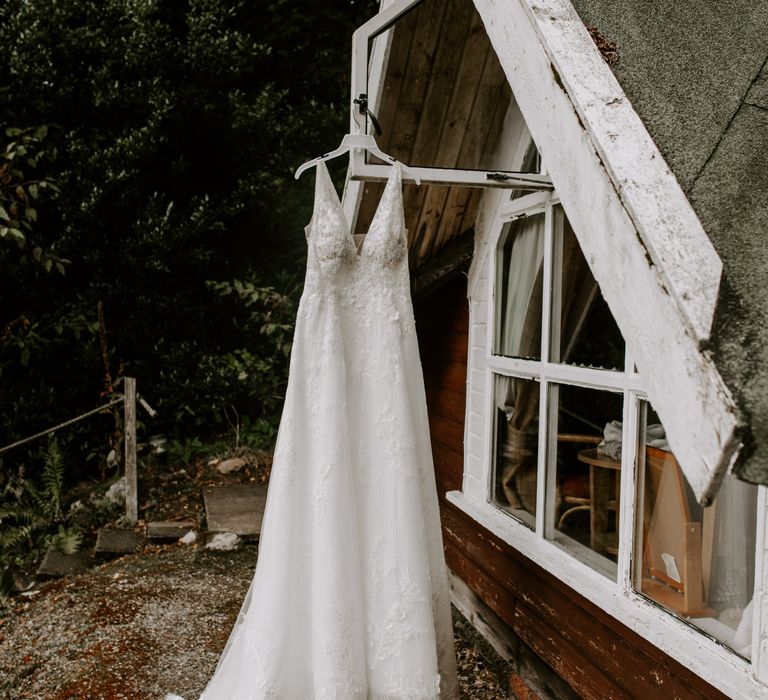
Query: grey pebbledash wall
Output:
[[569, 0, 768, 485]]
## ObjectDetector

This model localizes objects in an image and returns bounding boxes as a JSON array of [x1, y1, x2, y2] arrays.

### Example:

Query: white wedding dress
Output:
[[166, 161, 459, 700]]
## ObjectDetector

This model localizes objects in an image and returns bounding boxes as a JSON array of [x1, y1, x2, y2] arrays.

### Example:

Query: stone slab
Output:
[[95, 527, 144, 555], [37, 548, 95, 578], [203, 484, 267, 536], [147, 520, 196, 541]]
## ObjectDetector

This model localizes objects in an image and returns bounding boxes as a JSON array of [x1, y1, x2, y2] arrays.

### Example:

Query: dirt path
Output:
[[1, 543, 250, 699]]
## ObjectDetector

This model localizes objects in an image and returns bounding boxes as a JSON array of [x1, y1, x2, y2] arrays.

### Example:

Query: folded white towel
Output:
[[597, 420, 670, 461]]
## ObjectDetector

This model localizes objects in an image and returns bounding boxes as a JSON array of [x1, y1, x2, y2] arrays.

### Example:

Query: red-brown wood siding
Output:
[[415, 276, 468, 501], [413, 276, 728, 700]]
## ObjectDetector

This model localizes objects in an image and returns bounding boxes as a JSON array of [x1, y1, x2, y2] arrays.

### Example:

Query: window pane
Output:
[[552, 384, 624, 575], [552, 206, 625, 371], [491, 374, 539, 529], [510, 140, 541, 201], [633, 402, 758, 658], [366, 0, 514, 172], [493, 213, 544, 360]]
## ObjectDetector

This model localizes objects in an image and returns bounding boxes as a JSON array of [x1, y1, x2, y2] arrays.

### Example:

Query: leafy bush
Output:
[[167, 436, 205, 466], [0, 0, 377, 478]]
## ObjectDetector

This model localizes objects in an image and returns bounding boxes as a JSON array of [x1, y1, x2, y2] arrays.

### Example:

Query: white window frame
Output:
[[481, 189, 642, 571], [447, 181, 768, 699]]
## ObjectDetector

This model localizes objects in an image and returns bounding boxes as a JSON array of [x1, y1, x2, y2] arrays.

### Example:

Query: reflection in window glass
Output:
[[491, 374, 539, 529], [634, 402, 758, 658], [494, 214, 544, 360], [553, 206, 625, 371], [553, 384, 623, 573]]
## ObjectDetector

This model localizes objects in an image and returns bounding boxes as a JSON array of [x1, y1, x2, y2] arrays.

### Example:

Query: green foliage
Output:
[[0, 438, 81, 570], [238, 416, 279, 451], [41, 438, 65, 521], [167, 436, 204, 465], [0, 125, 65, 272], [49, 523, 83, 555], [0, 0, 378, 472]]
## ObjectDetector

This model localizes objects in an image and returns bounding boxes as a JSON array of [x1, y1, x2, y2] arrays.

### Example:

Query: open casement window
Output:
[[483, 186, 759, 654], [345, 0, 555, 271], [349, 0, 553, 190], [353, 0, 740, 506]]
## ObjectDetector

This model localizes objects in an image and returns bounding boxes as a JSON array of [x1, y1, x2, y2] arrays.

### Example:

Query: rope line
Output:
[[0, 396, 125, 455]]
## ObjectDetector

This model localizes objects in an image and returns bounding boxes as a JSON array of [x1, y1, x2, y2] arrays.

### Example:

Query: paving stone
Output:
[[95, 527, 145, 555], [37, 548, 95, 578], [203, 484, 267, 536], [147, 520, 196, 541]]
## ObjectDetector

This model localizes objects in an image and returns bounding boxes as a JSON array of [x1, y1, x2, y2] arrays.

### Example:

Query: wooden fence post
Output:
[[124, 377, 138, 525]]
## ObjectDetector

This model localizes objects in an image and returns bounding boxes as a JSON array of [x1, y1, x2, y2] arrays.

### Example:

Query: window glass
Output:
[[552, 383, 624, 575], [552, 206, 624, 370], [510, 141, 541, 201], [493, 213, 544, 360], [491, 374, 539, 529], [366, 0, 514, 172], [633, 401, 758, 658]]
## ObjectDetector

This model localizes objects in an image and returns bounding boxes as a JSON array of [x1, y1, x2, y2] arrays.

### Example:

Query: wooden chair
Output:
[[556, 433, 602, 530]]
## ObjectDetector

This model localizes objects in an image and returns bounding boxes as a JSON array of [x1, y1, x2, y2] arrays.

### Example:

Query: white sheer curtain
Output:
[[703, 473, 758, 655], [495, 215, 544, 358], [492, 215, 544, 514], [494, 214, 544, 415]]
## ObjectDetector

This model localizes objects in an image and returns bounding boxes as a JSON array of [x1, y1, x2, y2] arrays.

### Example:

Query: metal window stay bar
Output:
[[342, 0, 553, 191]]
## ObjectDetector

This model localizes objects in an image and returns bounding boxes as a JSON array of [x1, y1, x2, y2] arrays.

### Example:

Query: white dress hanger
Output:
[[294, 133, 421, 185]]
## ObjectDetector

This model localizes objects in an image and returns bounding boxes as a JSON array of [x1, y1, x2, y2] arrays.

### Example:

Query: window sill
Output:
[[445, 489, 760, 700]]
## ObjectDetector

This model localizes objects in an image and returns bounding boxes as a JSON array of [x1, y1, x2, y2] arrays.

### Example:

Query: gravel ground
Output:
[[0, 456, 511, 699], [0, 542, 510, 699]]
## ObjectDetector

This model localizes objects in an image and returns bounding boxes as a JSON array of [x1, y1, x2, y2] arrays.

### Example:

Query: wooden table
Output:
[[577, 448, 621, 556]]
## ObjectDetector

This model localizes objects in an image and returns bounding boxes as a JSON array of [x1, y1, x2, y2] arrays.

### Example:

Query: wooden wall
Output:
[[415, 275, 468, 501], [413, 276, 729, 700]]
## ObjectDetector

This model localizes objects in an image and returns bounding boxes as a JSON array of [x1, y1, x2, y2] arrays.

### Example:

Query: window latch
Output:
[[354, 94, 383, 136]]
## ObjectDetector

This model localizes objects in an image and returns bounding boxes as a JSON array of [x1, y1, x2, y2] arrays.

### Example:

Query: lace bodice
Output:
[[304, 159, 408, 290]]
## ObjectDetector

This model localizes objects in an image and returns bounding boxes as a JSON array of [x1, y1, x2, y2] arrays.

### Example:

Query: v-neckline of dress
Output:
[[314, 159, 402, 260]]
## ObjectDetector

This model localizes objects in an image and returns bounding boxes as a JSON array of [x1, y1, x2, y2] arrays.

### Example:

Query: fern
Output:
[[0, 437, 72, 570], [0, 522, 33, 549], [49, 524, 82, 555], [41, 437, 65, 520]]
